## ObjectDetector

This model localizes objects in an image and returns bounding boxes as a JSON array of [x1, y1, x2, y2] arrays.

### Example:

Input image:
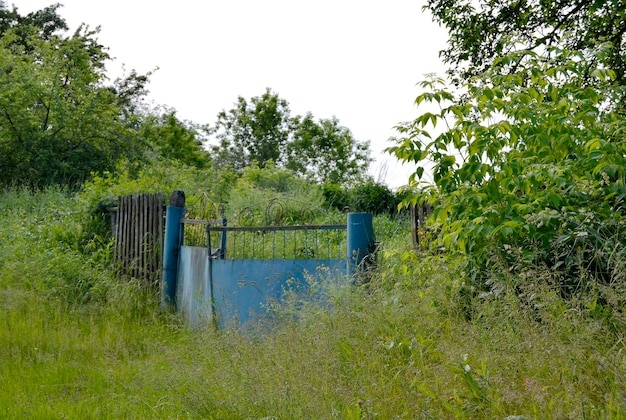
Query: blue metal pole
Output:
[[346, 212, 375, 278], [161, 190, 186, 309], [219, 218, 227, 259]]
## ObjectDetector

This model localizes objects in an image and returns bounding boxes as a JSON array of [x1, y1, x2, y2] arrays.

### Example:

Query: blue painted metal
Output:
[[176, 246, 213, 325], [162, 204, 185, 308], [172, 210, 374, 329], [346, 212, 375, 276], [210, 258, 345, 329], [176, 248, 344, 328], [218, 218, 227, 259]]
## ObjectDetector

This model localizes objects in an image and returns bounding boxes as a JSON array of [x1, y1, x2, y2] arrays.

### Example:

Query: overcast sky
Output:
[[17, 1, 448, 188]]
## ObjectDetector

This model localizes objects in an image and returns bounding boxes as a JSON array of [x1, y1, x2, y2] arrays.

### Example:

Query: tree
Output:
[[425, 0, 626, 88], [0, 23, 131, 187], [140, 110, 211, 169], [384, 1, 626, 311], [210, 88, 371, 185], [286, 114, 371, 185], [0, 4, 155, 188], [0, 2, 68, 43], [388, 45, 626, 298], [210, 88, 291, 171]]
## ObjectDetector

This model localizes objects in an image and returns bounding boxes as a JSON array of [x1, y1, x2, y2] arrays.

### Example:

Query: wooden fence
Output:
[[111, 192, 164, 284], [410, 202, 433, 249]]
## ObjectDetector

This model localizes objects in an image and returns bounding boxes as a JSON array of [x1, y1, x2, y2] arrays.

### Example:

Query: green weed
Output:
[[0, 188, 624, 418]]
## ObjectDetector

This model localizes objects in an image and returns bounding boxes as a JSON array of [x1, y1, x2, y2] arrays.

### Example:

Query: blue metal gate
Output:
[[161, 190, 375, 329]]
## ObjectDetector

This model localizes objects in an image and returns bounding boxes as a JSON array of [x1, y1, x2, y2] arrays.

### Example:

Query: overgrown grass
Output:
[[1, 188, 624, 418]]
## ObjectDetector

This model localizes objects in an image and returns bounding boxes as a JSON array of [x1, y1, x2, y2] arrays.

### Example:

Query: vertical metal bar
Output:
[[220, 219, 227, 259], [242, 231, 246, 259], [206, 223, 217, 328], [338, 229, 342, 260], [206, 224, 212, 254], [272, 229, 276, 259], [327, 230, 331, 260]]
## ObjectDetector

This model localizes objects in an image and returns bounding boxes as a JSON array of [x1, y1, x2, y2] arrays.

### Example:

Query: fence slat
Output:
[[113, 192, 164, 284]]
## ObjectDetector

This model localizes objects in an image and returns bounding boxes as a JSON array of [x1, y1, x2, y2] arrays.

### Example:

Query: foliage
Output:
[[287, 113, 372, 185], [350, 179, 401, 215], [0, 4, 187, 189], [0, 187, 116, 304], [139, 110, 211, 169], [425, 0, 626, 90], [78, 159, 236, 240], [210, 88, 291, 171], [0, 4, 160, 188], [323, 179, 401, 215], [388, 46, 626, 301], [225, 163, 329, 226], [0, 2, 68, 43], [209, 88, 371, 185], [0, 23, 125, 187]]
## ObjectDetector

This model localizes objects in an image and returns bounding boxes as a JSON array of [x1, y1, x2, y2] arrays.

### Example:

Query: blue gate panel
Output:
[[176, 246, 212, 325], [176, 244, 345, 329], [211, 259, 345, 329], [211, 259, 346, 328]]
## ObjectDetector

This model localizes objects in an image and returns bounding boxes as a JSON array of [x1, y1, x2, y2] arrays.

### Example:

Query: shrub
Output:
[[226, 163, 330, 225], [323, 180, 401, 215], [78, 159, 237, 239], [387, 46, 626, 313]]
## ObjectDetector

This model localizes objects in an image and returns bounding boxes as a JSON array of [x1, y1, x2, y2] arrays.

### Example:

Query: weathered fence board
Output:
[[112, 192, 164, 284], [410, 202, 433, 249]]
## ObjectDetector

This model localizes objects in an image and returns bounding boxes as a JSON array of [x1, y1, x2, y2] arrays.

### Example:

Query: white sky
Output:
[[16, 0, 448, 189]]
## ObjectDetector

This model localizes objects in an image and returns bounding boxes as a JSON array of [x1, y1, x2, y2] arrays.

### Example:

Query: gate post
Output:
[[347, 212, 375, 279], [161, 190, 186, 309]]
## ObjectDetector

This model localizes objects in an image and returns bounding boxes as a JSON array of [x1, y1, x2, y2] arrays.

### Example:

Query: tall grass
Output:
[[1, 188, 624, 418]]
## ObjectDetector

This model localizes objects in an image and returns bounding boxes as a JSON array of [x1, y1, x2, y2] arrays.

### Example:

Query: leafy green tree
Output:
[[210, 88, 291, 171], [385, 1, 626, 311], [0, 2, 68, 43], [322, 179, 399, 215], [0, 4, 157, 188], [210, 89, 371, 185], [426, 0, 626, 86], [388, 45, 626, 295], [0, 25, 132, 187], [425, 0, 626, 112], [287, 113, 371, 185], [140, 111, 211, 168]]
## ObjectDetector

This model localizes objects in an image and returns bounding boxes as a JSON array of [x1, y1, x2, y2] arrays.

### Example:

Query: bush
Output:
[[323, 180, 401, 215], [78, 159, 237, 239], [226, 163, 330, 225], [387, 47, 626, 312]]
